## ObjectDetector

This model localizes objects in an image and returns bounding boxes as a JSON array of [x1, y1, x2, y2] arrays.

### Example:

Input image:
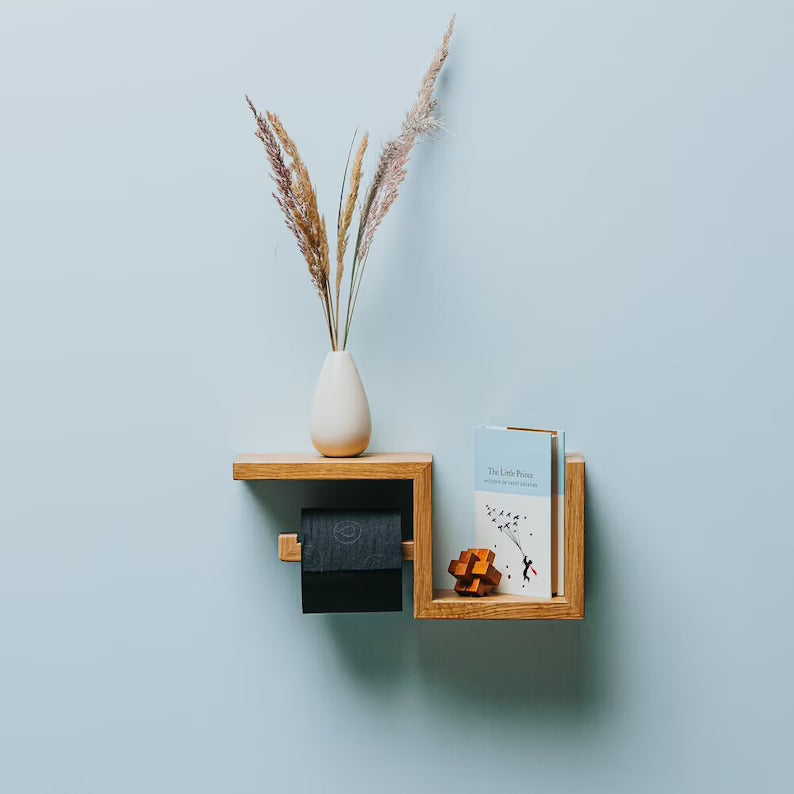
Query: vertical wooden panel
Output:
[[564, 454, 586, 618], [412, 462, 433, 618]]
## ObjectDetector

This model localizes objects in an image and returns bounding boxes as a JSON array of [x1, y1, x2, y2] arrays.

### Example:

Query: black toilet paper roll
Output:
[[300, 508, 402, 613]]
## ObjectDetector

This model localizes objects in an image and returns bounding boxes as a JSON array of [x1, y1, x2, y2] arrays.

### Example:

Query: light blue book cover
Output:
[[474, 426, 553, 599]]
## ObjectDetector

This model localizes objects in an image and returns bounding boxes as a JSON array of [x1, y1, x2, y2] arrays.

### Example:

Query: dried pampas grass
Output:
[[344, 14, 455, 347], [247, 15, 454, 350], [336, 132, 368, 344]]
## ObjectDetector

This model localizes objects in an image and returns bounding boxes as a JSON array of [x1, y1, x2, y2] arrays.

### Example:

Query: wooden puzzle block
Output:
[[448, 548, 502, 597]]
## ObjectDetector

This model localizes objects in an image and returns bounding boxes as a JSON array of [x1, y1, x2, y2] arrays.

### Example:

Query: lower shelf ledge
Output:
[[414, 590, 584, 620]]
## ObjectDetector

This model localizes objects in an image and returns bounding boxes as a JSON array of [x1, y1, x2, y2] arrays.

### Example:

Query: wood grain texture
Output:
[[412, 462, 434, 618], [233, 453, 432, 481], [414, 453, 585, 620], [278, 533, 415, 562], [427, 591, 579, 619], [564, 454, 586, 618]]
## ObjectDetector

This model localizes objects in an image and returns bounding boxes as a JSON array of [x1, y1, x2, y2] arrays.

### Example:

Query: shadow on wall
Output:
[[243, 476, 613, 722]]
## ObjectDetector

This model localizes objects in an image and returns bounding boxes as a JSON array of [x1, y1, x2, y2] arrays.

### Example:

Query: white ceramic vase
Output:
[[310, 351, 371, 457]]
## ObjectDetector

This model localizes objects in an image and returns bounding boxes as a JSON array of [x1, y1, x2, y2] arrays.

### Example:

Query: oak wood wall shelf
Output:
[[233, 451, 585, 620]]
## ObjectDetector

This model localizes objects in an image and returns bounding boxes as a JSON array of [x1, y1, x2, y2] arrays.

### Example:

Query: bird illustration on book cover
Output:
[[484, 502, 539, 587]]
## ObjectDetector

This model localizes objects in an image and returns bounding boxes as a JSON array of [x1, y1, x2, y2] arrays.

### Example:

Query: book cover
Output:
[[474, 426, 553, 599]]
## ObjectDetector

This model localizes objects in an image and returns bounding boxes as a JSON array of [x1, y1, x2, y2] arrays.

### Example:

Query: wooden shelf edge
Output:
[[278, 533, 415, 562], [415, 590, 584, 620], [234, 453, 432, 481]]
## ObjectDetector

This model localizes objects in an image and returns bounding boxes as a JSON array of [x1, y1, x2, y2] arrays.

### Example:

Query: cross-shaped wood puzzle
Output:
[[448, 548, 503, 596]]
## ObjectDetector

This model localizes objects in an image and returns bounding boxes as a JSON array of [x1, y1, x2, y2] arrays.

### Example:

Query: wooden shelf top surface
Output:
[[233, 452, 432, 480]]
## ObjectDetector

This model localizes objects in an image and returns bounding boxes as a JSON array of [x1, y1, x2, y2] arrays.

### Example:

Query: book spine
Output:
[[554, 432, 565, 595]]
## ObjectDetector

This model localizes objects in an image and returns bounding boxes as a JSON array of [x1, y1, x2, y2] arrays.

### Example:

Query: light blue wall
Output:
[[2, 1, 793, 791]]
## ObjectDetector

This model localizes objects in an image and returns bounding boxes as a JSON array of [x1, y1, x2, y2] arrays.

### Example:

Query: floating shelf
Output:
[[233, 451, 585, 620]]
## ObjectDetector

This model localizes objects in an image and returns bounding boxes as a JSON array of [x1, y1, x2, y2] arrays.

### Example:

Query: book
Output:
[[474, 426, 553, 599], [505, 427, 565, 594]]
